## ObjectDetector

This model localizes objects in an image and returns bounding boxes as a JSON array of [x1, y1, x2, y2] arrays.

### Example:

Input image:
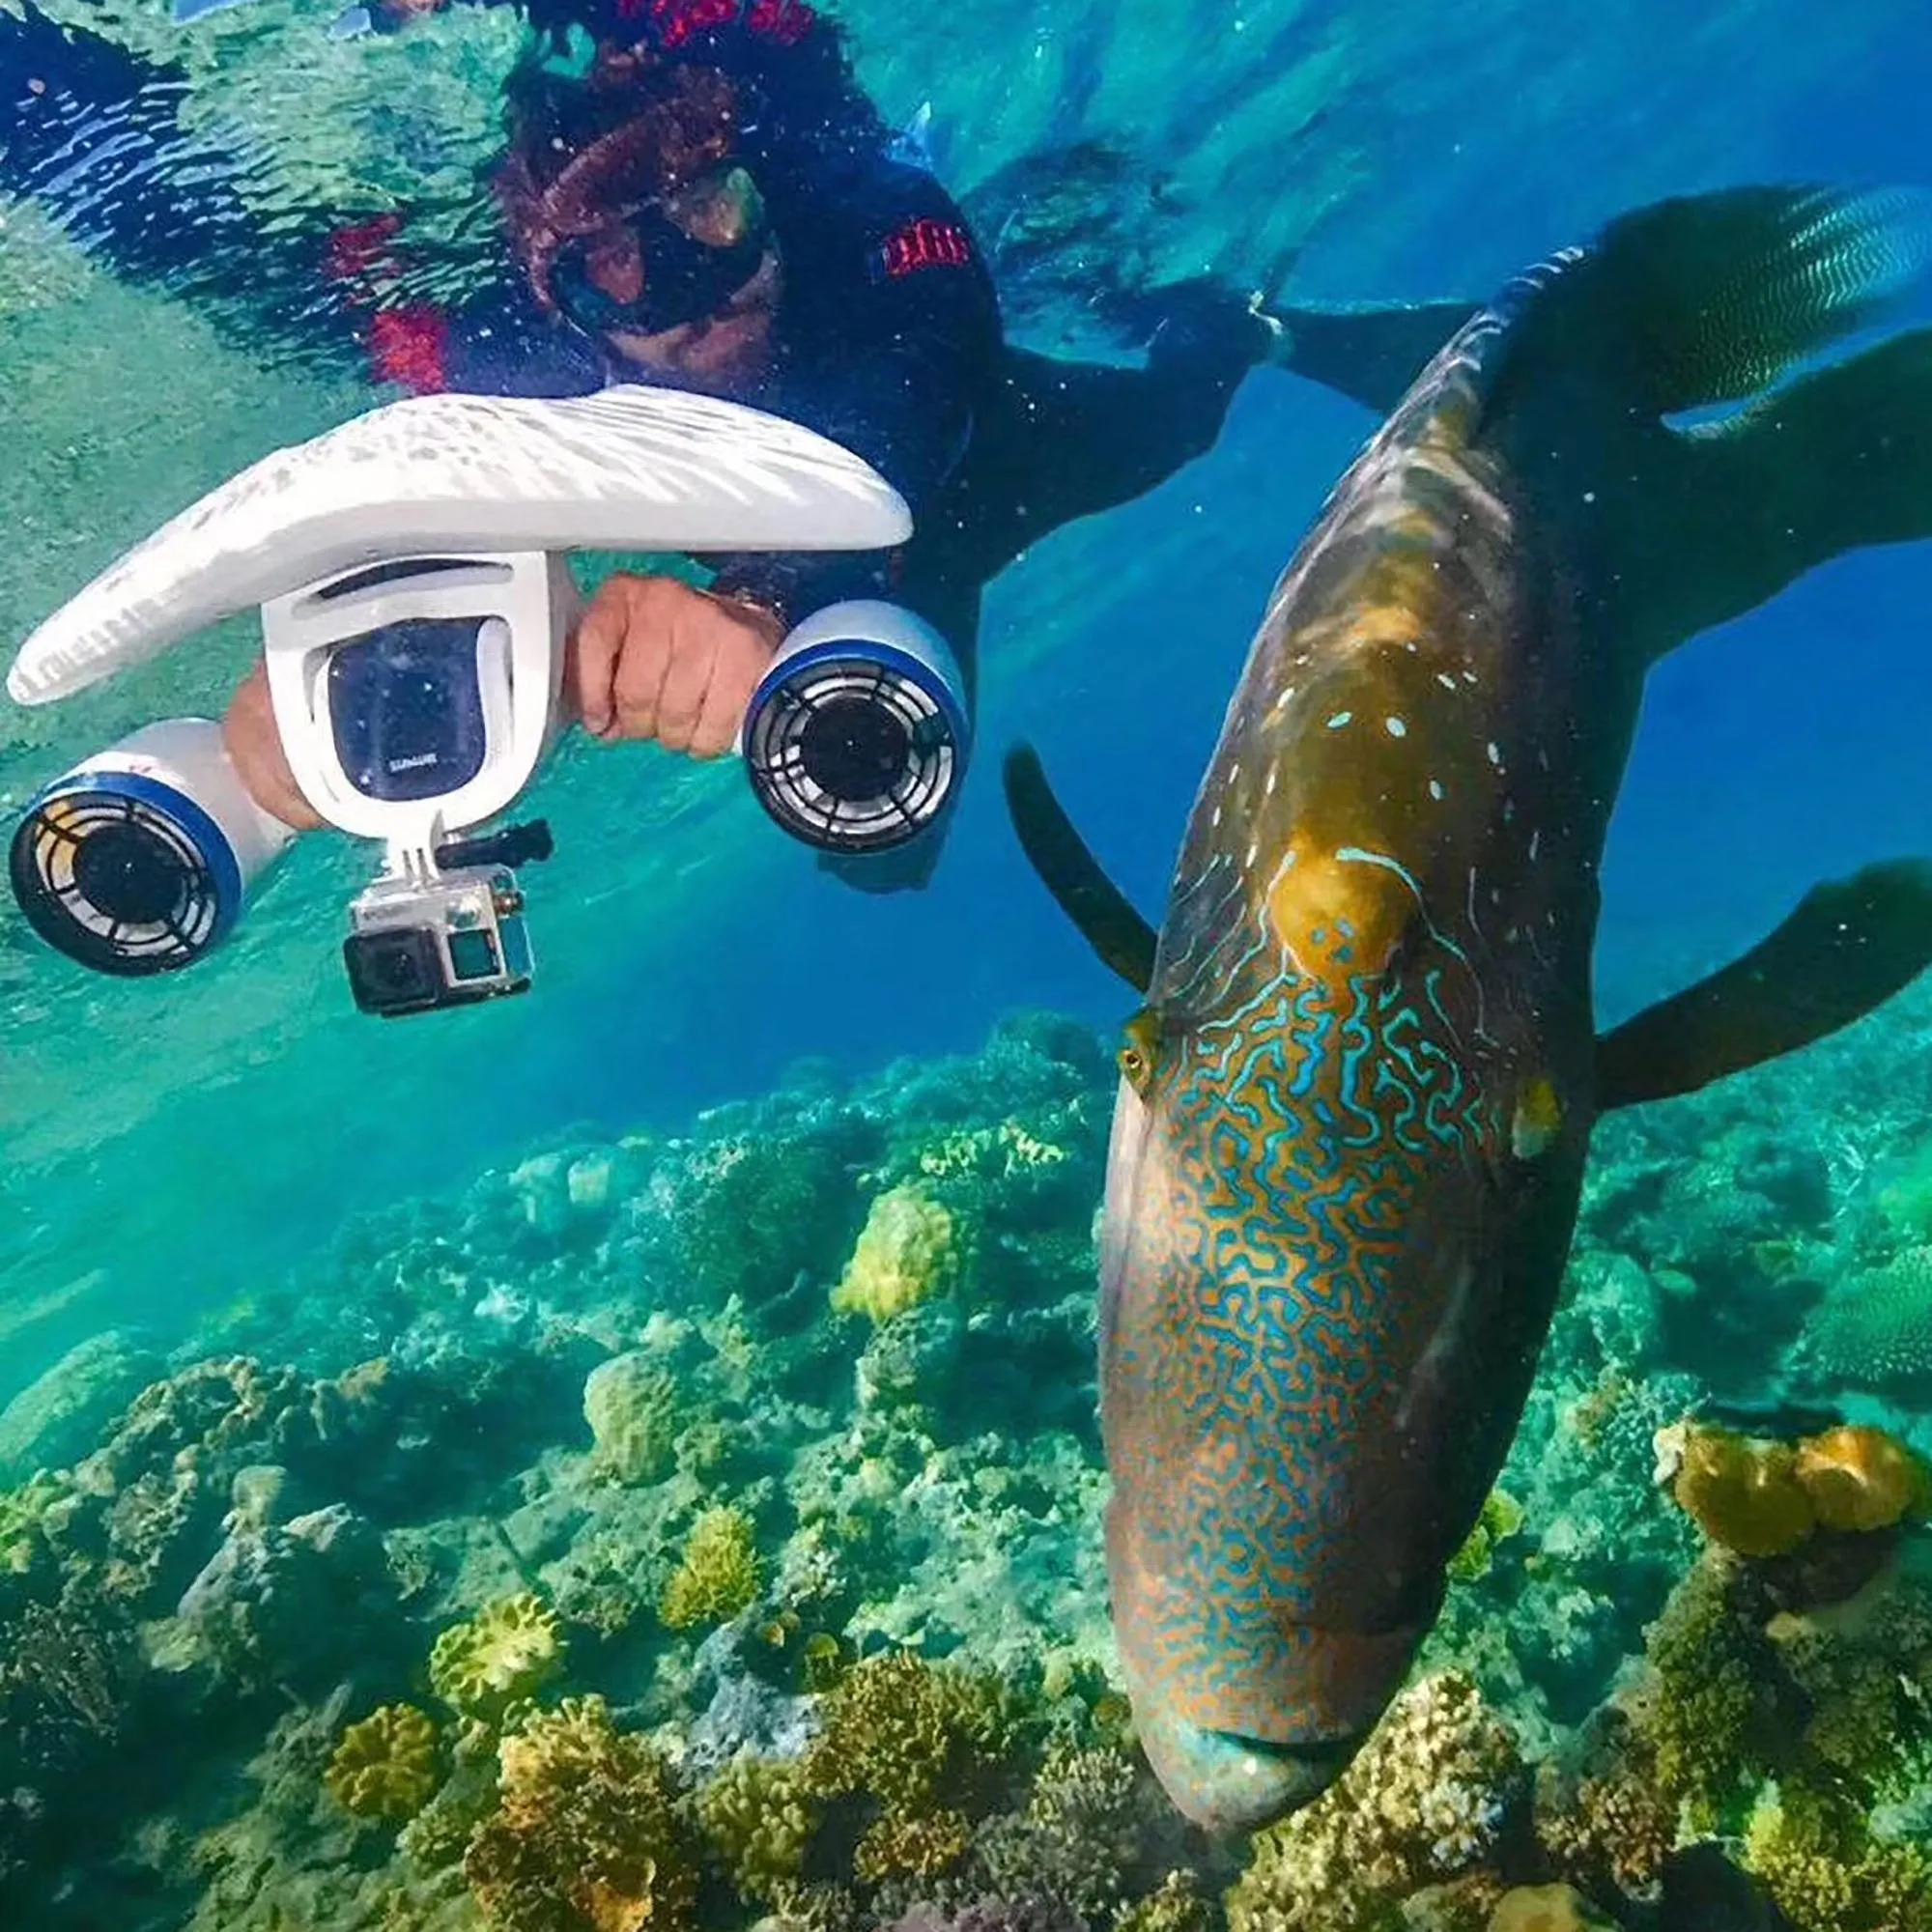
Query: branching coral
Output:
[[831, 1184, 963, 1325], [1225, 1673, 1522, 1931], [801, 1648, 1011, 1823], [1796, 1247, 1932, 1399], [1743, 1783, 1932, 1932], [465, 1695, 698, 1932], [695, 1755, 817, 1905], [660, 1506, 760, 1632], [1634, 1552, 1772, 1831], [667, 1130, 863, 1310], [977, 1740, 1140, 1923], [325, 1703, 441, 1824], [429, 1593, 565, 1724]]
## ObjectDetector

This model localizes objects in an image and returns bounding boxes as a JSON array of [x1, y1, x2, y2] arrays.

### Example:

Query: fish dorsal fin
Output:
[[1596, 860, 1932, 1112], [1002, 745, 1157, 995], [1479, 185, 1930, 430], [1465, 185, 1932, 660]]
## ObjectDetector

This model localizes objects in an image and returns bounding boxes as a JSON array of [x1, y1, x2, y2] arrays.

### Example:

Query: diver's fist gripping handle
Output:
[[740, 600, 969, 855]]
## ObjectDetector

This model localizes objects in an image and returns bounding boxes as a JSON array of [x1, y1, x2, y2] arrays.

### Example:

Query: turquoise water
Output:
[[4, 1, 1932, 1926]]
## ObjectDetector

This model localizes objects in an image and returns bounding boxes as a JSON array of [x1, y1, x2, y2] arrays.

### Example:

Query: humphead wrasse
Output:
[[1005, 185, 1932, 1836]]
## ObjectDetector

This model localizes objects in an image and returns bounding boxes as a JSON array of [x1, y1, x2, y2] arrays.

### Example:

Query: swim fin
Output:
[[1269, 299, 1482, 416], [1003, 746, 1157, 994], [1595, 859, 1932, 1111]]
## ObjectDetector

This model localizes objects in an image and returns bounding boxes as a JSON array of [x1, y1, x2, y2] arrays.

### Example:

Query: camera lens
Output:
[[343, 926, 444, 1016]]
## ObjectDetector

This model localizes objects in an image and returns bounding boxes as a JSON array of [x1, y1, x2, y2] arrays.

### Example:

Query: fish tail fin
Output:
[[1575, 184, 1931, 415], [1519, 185, 1932, 653]]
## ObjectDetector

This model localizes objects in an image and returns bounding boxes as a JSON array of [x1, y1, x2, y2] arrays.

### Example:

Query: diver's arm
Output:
[[707, 159, 1002, 637], [965, 281, 1481, 564]]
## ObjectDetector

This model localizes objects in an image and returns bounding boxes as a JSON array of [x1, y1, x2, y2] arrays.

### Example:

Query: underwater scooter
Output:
[[4, 384, 969, 1018]]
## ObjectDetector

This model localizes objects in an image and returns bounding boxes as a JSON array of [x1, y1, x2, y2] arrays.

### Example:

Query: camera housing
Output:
[[343, 865, 534, 1018]]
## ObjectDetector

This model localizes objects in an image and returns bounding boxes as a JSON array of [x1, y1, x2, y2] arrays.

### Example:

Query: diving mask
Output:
[[546, 165, 771, 338]]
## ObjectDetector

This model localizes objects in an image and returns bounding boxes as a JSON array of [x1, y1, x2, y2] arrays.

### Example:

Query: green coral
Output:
[[660, 1506, 760, 1632], [429, 1593, 565, 1724], [1117, 1872, 1216, 1932], [830, 1183, 963, 1324], [325, 1704, 441, 1824], [1797, 1246, 1932, 1397], [695, 1756, 817, 1903], [465, 1695, 698, 1931], [668, 1130, 862, 1308], [801, 1647, 1011, 1819], [581, 1352, 681, 1486], [1227, 1672, 1521, 1932], [1744, 1783, 1932, 1932], [1448, 1488, 1528, 1585], [1637, 1555, 1770, 1831]]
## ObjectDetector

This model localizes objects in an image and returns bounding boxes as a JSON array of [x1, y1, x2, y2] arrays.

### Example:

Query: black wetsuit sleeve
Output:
[[0, 3, 600, 396], [951, 281, 1483, 582], [704, 156, 1003, 631]]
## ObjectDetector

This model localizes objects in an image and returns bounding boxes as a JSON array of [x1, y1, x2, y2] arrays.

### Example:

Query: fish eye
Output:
[[1118, 1009, 1162, 1096]]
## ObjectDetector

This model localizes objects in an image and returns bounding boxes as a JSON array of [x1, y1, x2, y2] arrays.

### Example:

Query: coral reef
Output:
[[5, 1008, 1932, 1931], [1225, 1672, 1524, 1930], [428, 1594, 565, 1724], [465, 1695, 699, 1931], [660, 1505, 761, 1632], [832, 1183, 966, 1325], [325, 1703, 441, 1823]]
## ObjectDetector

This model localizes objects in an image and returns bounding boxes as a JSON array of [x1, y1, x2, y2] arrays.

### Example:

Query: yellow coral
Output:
[[1487, 1886, 1616, 1932], [916, 1120, 1068, 1181], [660, 1506, 760, 1632], [696, 1757, 816, 1904], [1744, 1784, 1932, 1932], [429, 1594, 565, 1723], [1227, 1673, 1521, 1931], [853, 1807, 972, 1885], [582, 1352, 682, 1486], [1793, 1425, 1932, 1534], [326, 1704, 441, 1824], [802, 1648, 1009, 1818], [830, 1183, 960, 1324], [1666, 1424, 1816, 1558], [468, 1696, 697, 1932]]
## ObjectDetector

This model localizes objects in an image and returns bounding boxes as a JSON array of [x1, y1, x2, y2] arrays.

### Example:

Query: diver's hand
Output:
[[223, 661, 326, 833], [567, 574, 784, 760]]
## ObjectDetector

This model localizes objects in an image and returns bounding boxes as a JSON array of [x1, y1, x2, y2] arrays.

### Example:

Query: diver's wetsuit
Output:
[[0, 0, 1469, 890]]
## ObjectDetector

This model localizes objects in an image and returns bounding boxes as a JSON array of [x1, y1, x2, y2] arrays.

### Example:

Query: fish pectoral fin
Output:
[[1268, 299, 1481, 416], [1002, 743, 1157, 994], [1595, 859, 1932, 1111]]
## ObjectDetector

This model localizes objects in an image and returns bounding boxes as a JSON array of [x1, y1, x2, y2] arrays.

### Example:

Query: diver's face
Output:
[[599, 242, 782, 392]]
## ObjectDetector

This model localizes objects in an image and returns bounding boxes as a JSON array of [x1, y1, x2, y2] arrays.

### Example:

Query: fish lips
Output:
[[1112, 1539, 1432, 1835]]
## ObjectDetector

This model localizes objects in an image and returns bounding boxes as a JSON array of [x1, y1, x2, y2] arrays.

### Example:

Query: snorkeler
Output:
[[0, 0, 1472, 891]]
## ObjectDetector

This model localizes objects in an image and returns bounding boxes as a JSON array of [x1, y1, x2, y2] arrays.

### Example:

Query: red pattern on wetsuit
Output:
[[876, 216, 974, 279], [367, 306, 452, 393]]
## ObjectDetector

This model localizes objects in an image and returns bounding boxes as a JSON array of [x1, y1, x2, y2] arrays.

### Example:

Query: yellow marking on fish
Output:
[[1265, 838, 1410, 979], [1511, 1076, 1564, 1160]]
